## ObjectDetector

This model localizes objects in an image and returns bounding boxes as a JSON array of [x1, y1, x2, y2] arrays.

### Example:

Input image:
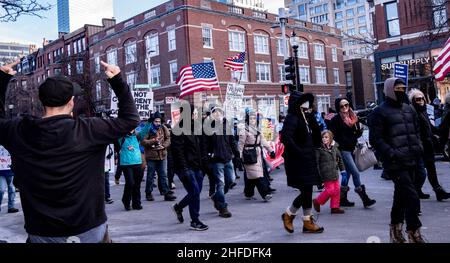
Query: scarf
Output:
[[149, 123, 160, 136], [340, 109, 358, 127]]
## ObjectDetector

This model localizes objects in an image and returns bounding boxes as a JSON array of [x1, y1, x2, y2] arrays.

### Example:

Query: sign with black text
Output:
[[110, 85, 154, 120]]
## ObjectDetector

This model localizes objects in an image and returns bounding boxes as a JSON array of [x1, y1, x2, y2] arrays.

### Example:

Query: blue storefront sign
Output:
[[394, 63, 409, 87]]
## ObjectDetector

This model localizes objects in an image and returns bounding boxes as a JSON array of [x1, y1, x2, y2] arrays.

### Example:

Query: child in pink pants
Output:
[[313, 131, 346, 214]]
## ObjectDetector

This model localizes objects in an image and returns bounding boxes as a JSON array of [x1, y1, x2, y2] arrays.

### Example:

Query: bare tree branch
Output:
[[0, 0, 52, 22]]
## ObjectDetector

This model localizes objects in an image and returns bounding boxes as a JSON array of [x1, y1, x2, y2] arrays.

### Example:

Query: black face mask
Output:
[[394, 91, 408, 103]]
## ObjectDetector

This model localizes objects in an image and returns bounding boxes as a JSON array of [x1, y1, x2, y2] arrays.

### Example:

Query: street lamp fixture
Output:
[[8, 104, 14, 119], [289, 31, 303, 92], [289, 31, 300, 48]]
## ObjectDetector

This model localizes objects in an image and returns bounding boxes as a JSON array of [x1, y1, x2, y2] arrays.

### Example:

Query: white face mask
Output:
[[301, 101, 310, 109]]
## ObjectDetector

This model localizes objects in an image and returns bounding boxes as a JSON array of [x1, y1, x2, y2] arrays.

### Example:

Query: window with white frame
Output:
[[314, 43, 325, 60], [299, 66, 310, 83], [316, 95, 331, 114], [254, 34, 269, 54], [168, 28, 176, 51], [231, 63, 248, 82], [96, 81, 102, 101], [228, 30, 246, 52], [332, 47, 338, 62], [257, 97, 276, 118], [125, 41, 137, 64], [333, 68, 340, 84], [76, 61, 83, 74], [315, 67, 327, 84], [151, 65, 161, 86], [169, 60, 178, 84], [126, 71, 137, 87], [67, 64, 72, 75], [66, 44, 71, 56], [256, 63, 271, 82], [433, 0, 448, 28], [277, 38, 289, 57], [203, 57, 213, 63], [202, 26, 213, 48], [278, 64, 286, 82], [94, 54, 100, 73], [145, 33, 159, 57], [298, 40, 308, 59], [106, 48, 117, 65]]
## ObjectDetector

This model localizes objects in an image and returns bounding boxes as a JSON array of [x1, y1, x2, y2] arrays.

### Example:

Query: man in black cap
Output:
[[369, 77, 425, 243], [0, 61, 139, 243]]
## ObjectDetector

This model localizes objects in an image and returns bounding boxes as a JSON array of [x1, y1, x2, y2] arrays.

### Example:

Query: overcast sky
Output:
[[0, 0, 284, 46]]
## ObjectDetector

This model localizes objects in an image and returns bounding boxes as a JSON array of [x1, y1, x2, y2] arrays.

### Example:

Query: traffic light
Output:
[[281, 83, 296, 94], [284, 57, 296, 84]]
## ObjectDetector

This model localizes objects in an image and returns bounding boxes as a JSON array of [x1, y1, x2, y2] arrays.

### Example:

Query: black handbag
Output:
[[242, 132, 260, 165]]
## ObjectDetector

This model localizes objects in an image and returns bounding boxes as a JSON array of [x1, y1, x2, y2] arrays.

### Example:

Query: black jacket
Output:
[[171, 119, 207, 173], [0, 71, 140, 237], [329, 98, 363, 152], [203, 118, 239, 164], [369, 98, 423, 170], [281, 92, 321, 188], [413, 104, 437, 163], [441, 105, 450, 148]]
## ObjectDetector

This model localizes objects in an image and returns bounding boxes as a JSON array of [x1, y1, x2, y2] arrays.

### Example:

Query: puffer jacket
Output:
[[315, 142, 345, 182], [329, 98, 363, 152], [140, 125, 171, 161], [369, 78, 423, 170]]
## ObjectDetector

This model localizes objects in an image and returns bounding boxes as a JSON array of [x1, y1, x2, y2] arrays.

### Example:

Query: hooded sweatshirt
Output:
[[0, 70, 140, 237]]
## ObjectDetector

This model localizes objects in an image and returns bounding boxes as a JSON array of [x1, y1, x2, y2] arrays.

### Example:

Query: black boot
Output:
[[417, 189, 431, 199], [355, 185, 376, 208], [434, 186, 450, 201], [340, 186, 355, 207], [381, 170, 391, 180]]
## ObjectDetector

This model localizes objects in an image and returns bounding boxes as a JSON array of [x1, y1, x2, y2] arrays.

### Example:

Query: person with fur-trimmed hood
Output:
[[408, 89, 450, 202], [280, 91, 324, 234], [369, 78, 425, 243]]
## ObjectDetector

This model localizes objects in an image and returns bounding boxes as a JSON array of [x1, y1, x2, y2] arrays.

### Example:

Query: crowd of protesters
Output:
[[1, 60, 450, 243]]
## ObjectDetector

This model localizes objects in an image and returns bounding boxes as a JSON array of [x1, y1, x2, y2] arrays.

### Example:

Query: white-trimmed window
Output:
[[125, 41, 137, 64], [202, 26, 213, 48], [169, 60, 178, 84], [106, 48, 117, 66], [299, 66, 310, 83], [67, 64, 72, 75], [168, 28, 176, 51], [126, 71, 137, 87], [231, 63, 248, 82], [145, 33, 159, 57], [254, 34, 269, 54], [94, 54, 100, 73], [66, 44, 71, 56], [203, 57, 213, 63], [76, 61, 83, 74], [332, 47, 338, 62], [151, 65, 161, 86], [315, 67, 327, 84], [298, 41, 309, 59], [256, 63, 271, 82], [277, 38, 289, 57], [317, 95, 331, 114], [96, 81, 102, 101], [278, 64, 286, 82], [228, 30, 246, 52], [314, 43, 325, 61], [333, 68, 340, 84]]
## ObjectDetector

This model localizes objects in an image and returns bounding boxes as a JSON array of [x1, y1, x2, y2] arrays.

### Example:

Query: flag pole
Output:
[[212, 59, 224, 104]]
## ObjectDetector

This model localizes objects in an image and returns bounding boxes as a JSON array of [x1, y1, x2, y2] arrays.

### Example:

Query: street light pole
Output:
[[278, 8, 289, 62]]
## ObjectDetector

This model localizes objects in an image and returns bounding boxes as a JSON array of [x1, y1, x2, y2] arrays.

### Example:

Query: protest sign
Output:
[[110, 85, 154, 120], [224, 83, 245, 120], [0, 146, 12, 171]]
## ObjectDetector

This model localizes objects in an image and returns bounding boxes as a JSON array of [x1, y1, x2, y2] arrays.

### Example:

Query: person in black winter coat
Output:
[[329, 98, 376, 208], [171, 104, 209, 231], [440, 93, 450, 158], [369, 77, 425, 243], [280, 92, 324, 234], [0, 61, 139, 243], [409, 90, 450, 202]]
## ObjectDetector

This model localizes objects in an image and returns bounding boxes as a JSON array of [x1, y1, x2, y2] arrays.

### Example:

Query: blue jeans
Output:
[[0, 174, 16, 210], [145, 159, 169, 195], [414, 158, 427, 192], [211, 161, 235, 210], [340, 151, 362, 188], [178, 169, 204, 223], [104, 172, 111, 200]]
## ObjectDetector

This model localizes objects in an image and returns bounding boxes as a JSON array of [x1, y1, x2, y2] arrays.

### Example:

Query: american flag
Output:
[[176, 62, 220, 98], [224, 52, 246, 72], [434, 37, 450, 81]]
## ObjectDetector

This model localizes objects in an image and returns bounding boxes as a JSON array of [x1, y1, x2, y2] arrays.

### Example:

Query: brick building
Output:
[[89, 0, 346, 118], [371, 0, 450, 102], [8, 19, 116, 116], [344, 58, 375, 109]]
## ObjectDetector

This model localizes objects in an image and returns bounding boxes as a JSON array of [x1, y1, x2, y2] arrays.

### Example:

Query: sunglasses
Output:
[[415, 97, 425, 102], [340, 103, 350, 109]]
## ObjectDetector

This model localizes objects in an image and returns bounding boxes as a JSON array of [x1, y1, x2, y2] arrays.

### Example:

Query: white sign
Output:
[[166, 97, 175, 104], [224, 83, 245, 119], [104, 145, 115, 173], [427, 104, 435, 126], [110, 86, 154, 120], [0, 146, 11, 171]]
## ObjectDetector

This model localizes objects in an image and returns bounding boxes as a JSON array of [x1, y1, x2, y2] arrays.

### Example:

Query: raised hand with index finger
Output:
[[100, 61, 121, 79]]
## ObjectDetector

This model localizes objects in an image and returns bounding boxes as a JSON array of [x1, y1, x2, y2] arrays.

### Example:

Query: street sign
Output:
[[394, 63, 409, 86], [135, 84, 151, 90]]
